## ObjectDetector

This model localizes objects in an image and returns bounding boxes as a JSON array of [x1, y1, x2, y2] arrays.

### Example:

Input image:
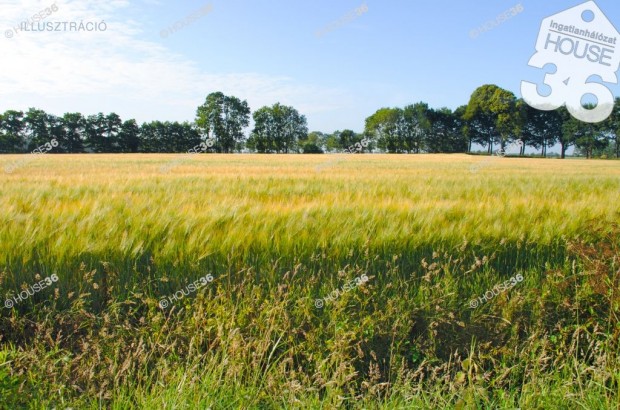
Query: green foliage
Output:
[[59, 112, 86, 153], [138, 120, 201, 153], [0, 110, 25, 153], [195, 91, 251, 153], [301, 142, 323, 154], [364, 104, 467, 154], [426, 107, 468, 153], [1, 86, 618, 156], [364, 107, 403, 153], [299, 131, 328, 153], [248, 103, 308, 153], [0, 350, 23, 408], [603, 97, 620, 158], [563, 110, 609, 159], [521, 105, 563, 157], [464, 85, 523, 153]]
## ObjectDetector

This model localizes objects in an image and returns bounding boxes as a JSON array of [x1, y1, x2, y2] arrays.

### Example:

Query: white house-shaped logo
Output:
[[521, 1, 620, 123]]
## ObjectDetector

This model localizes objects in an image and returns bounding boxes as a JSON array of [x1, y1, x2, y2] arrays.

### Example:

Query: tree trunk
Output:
[[561, 142, 566, 159]]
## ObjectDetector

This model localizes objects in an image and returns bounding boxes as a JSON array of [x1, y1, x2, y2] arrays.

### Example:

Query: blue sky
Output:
[[1, 0, 619, 137]]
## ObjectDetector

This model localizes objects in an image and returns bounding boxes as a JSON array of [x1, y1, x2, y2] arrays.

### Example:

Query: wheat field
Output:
[[1, 154, 619, 409]]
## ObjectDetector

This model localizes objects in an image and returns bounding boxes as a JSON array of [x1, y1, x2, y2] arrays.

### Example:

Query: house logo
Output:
[[521, 1, 619, 123]]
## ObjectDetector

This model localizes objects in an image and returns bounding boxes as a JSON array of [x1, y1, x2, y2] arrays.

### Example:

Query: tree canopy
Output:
[[1, 85, 618, 158]]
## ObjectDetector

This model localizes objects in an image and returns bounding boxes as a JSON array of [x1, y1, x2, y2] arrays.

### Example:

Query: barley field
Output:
[[1, 154, 619, 409]]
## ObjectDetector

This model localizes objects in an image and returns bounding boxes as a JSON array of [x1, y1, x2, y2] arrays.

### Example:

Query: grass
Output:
[[0, 153, 619, 409]]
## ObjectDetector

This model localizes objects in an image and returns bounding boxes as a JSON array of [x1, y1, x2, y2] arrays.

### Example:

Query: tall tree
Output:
[[557, 108, 576, 159], [604, 97, 620, 158], [84, 113, 106, 153], [119, 119, 140, 153], [453, 105, 469, 152], [522, 105, 563, 157], [146, 121, 174, 152], [401, 103, 430, 153], [324, 132, 341, 153], [299, 131, 327, 153], [464, 85, 522, 153], [138, 122, 157, 153], [462, 109, 494, 153], [365, 108, 402, 153], [0, 110, 25, 153], [426, 107, 467, 153], [561, 103, 608, 159], [196, 92, 251, 153], [24, 108, 54, 151], [565, 114, 608, 159], [333, 129, 366, 152], [103, 113, 123, 152], [248, 103, 307, 153], [58, 113, 86, 153]]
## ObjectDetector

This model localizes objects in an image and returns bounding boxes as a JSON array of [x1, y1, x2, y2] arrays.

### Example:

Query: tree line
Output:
[[1, 86, 619, 158]]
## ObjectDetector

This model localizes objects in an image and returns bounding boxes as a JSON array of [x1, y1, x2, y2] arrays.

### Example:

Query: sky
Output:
[[1, 0, 619, 137]]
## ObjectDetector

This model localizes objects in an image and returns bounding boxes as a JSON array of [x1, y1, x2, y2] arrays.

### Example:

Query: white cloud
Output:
[[0, 0, 350, 127]]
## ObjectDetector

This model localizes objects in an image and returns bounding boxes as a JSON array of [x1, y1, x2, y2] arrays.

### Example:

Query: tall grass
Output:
[[0, 154, 619, 408]]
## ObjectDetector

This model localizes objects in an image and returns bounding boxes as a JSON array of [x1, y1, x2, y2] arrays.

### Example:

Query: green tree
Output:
[[196, 92, 251, 153], [103, 113, 123, 153], [302, 143, 323, 154], [248, 103, 308, 153], [566, 116, 608, 159], [332, 129, 367, 152], [426, 107, 467, 153], [138, 122, 157, 153], [85, 113, 105, 153], [555, 108, 575, 159], [144, 121, 174, 152], [324, 132, 340, 153], [365, 108, 402, 153], [299, 131, 327, 153], [561, 103, 608, 159], [0, 110, 25, 153], [59, 113, 86, 153], [462, 109, 494, 153], [401, 103, 430, 153], [336, 129, 355, 151], [119, 119, 141, 153], [604, 97, 620, 158], [464, 85, 522, 154], [24, 108, 54, 151], [522, 105, 563, 158]]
